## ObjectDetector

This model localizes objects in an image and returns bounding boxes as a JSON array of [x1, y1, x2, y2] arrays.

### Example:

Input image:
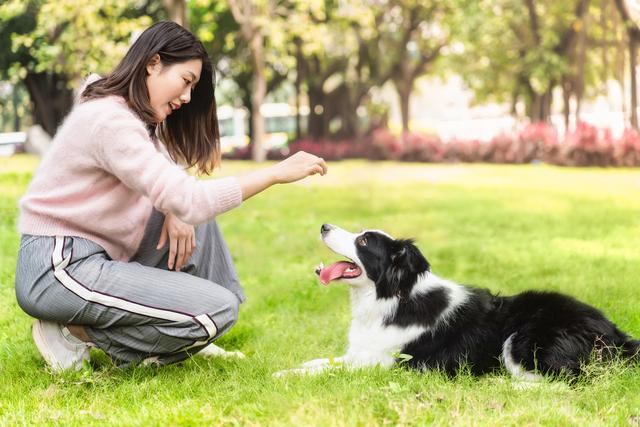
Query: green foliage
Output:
[[1, 156, 639, 425], [0, 0, 37, 82], [1, 0, 154, 87], [453, 0, 625, 109], [0, 0, 638, 133]]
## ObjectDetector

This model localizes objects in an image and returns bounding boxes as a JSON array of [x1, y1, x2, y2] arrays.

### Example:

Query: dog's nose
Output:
[[321, 224, 333, 236]]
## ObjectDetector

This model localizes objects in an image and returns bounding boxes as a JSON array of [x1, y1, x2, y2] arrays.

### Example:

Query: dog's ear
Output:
[[391, 240, 430, 275], [377, 239, 430, 300]]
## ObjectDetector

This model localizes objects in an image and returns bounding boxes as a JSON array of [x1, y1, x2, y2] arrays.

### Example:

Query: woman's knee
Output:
[[202, 286, 239, 337]]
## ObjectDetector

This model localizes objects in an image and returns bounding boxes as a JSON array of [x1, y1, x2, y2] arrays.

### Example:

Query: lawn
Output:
[[1, 155, 639, 426]]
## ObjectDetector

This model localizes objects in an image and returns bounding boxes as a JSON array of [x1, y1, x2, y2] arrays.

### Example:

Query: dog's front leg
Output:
[[301, 355, 347, 368], [273, 355, 348, 377]]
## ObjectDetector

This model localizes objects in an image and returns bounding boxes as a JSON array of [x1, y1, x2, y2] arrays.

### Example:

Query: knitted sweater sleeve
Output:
[[93, 110, 242, 225]]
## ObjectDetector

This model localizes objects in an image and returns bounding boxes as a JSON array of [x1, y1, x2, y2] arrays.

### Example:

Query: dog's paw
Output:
[[273, 367, 305, 378], [301, 358, 331, 368], [273, 365, 332, 378], [302, 356, 346, 368], [198, 343, 246, 359]]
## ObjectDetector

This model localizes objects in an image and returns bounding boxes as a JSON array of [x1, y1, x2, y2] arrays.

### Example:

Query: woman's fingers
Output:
[[176, 232, 196, 271], [309, 164, 324, 176], [168, 235, 178, 270], [299, 153, 326, 177], [309, 156, 326, 176], [157, 225, 168, 250], [272, 151, 328, 184], [176, 237, 187, 271], [317, 157, 327, 175]]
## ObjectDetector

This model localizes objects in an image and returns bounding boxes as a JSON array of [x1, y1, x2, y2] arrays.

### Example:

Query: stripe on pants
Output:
[[50, 236, 217, 345]]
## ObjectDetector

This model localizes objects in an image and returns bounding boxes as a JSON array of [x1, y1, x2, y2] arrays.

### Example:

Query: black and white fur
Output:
[[275, 224, 639, 378]]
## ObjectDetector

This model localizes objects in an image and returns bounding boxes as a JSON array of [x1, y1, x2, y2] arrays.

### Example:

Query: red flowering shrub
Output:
[[518, 122, 559, 163], [559, 122, 615, 166], [482, 133, 517, 163], [615, 129, 640, 166], [401, 132, 446, 162], [437, 138, 477, 162], [289, 139, 364, 160], [223, 146, 251, 160], [362, 127, 404, 160], [223, 123, 640, 166]]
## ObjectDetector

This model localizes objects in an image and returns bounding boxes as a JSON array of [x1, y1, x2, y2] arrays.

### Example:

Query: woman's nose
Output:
[[180, 90, 191, 104]]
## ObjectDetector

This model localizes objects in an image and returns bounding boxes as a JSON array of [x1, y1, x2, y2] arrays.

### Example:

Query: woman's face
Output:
[[146, 55, 202, 123]]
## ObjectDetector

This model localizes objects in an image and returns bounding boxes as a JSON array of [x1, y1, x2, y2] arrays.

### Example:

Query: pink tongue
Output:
[[319, 261, 355, 285]]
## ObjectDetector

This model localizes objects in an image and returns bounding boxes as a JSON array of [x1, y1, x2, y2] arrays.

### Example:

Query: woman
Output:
[[14, 21, 327, 371]]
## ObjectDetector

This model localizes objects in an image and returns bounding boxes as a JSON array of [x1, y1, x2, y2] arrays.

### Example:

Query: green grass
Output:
[[1, 155, 639, 426]]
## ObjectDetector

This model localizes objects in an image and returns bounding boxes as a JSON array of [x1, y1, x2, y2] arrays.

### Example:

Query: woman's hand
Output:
[[271, 151, 327, 184], [157, 212, 196, 271], [238, 151, 327, 201]]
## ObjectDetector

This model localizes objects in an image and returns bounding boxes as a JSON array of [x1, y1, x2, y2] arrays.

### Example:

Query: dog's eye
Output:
[[357, 236, 367, 246]]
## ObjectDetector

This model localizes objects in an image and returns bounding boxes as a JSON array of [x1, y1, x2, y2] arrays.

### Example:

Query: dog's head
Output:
[[316, 224, 430, 299]]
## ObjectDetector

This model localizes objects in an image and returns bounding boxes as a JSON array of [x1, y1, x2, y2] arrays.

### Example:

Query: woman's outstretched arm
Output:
[[238, 151, 328, 201]]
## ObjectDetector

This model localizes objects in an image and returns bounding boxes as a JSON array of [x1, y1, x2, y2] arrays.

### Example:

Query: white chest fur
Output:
[[346, 287, 427, 366], [345, 273, 469, 366]]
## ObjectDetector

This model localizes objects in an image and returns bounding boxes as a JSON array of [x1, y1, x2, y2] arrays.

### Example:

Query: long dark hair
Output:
[[82, 21, 220, 175]]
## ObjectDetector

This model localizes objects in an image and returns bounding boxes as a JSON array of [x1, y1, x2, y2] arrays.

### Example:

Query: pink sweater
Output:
[[19, 86, 243, 261]]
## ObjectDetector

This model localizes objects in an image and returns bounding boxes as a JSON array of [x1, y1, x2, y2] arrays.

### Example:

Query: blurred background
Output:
[[2, 0, 640, 166]]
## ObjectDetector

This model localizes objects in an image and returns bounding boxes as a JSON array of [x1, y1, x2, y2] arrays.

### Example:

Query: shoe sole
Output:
[[32, 320, 63, 371]]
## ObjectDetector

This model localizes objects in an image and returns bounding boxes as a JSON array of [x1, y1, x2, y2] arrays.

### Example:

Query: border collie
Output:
[[275, 224, 639, 379]]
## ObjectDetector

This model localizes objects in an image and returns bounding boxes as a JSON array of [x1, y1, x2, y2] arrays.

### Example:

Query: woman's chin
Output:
[[153, 112, 166, 123]]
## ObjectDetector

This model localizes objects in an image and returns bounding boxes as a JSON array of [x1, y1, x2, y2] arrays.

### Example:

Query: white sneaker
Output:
[[31, 320, 90, 372], [198, 343, 245, 359]]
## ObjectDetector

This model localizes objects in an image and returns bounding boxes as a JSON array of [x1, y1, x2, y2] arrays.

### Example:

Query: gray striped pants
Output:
[[14, 210, 245, 365]]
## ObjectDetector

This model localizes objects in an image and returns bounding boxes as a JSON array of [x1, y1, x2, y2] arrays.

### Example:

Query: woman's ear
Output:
[[146, 54, 162, 76]]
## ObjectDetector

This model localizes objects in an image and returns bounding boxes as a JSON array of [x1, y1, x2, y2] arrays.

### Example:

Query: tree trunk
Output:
[[395, 79, 411, 134], [527, 84, 553, 123], [23, 72, 73, 136], [338, 107, 359, 138], [614, 0, 640, 128], [250, 33, 267, 162], [227, 0, 269, 161], [323, 83, 363, 139], [630, 33, 639, 129], [294, 78, 301, 141], [13, 86, 21, 131], [562, 77, 572, 130], [529, 93, 543, 122], [543, 88, 553, 122], [575, 10, 588, 125], [601, 0, 609, 82], [294, 37, 303, 141], [307, 86, 325, 140], [163, 0, 187, 27]]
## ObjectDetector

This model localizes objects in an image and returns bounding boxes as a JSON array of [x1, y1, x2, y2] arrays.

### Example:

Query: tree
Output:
[[292, 1, 457, 140], [293, 2, 395, 139], [0, 0, 70, 136], [455, 0, 600, 124], [1, 0, 159, 136], [164, 0, 187, 27], [226, 0, 270, 162], [614, 0, 640, 128], [379, 0, 452, 134]]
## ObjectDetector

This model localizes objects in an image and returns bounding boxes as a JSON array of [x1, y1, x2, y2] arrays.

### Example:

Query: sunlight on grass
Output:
[[1, 155, 639, 425]]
